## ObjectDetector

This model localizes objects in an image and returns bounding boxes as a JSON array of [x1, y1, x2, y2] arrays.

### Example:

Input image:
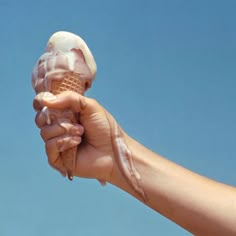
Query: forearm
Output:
[[110, 136, 236, 235]]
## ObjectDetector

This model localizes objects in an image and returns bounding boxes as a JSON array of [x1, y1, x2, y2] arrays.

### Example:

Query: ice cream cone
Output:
[[50, 72, 86, 180], [50, 72, 86, 95], [32, 31, 97, 180]]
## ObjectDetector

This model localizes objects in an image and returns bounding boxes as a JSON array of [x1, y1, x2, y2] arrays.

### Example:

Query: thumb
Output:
[[33, 92, 57, 111], [42, 91, 93, 114]]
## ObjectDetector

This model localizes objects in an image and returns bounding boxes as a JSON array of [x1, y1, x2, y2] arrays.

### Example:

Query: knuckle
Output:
[[59, 122, 72, 134], [47, 157, 55, 168], [35, 110, 47, 128], [40, 128, 47, 141], [45, 141, 50, 153], [33, 98, 42, 111], [45, 139, 54, 155], [34, 112, 41, 128], [89, 97, 100, 110], [45, 141, 57, 166]]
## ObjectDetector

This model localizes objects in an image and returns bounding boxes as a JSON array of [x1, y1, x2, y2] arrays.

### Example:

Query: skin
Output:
[[32, 31, 97, 179], [34, 91, 236, 235]]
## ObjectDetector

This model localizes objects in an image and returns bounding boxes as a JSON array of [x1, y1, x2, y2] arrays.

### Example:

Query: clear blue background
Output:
[[0, 0, 235, 235]]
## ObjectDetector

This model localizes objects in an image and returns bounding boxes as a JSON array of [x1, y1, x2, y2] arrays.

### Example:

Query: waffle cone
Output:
[[51, 72, 85, 95], [50, 72, 85, 180]]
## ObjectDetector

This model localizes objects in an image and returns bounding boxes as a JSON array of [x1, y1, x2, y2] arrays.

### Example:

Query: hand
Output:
[[33, 91, 117, 183]]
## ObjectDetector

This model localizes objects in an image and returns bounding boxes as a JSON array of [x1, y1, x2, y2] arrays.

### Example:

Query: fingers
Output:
[[33, 91, 92, 178], [46, 135, 82, 176], [35, 112, 84, 177], [33, 92, 57, 111], [35, 109, 48, 128], [33, 90, 103, 178], [35, 107, 79, 128], [40, 122, 84, 142], [45, 137, 66, 176], [41, 91, 99, 115]]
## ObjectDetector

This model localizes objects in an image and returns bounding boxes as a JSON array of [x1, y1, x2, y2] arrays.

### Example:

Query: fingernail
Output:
[[72, 136, 82, 142], [72, 125, 84, 136], [42, 93, 57, 102], [68, 175, 73, 181]]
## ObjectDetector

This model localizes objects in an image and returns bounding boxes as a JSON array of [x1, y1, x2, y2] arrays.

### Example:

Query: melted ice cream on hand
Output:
[[32, 31, 147, 201], [32, 31, 97, 180]]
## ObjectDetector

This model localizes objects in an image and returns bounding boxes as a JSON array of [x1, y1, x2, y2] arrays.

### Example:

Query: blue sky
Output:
[[0, 0, 235, 235]]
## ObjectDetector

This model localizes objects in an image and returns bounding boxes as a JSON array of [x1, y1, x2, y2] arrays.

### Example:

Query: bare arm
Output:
[[34, 91, 236, 236], [112, 136, 236, 235]]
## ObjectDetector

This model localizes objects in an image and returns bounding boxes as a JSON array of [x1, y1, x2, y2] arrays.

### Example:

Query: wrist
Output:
[[108, 133, 149, 202]]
